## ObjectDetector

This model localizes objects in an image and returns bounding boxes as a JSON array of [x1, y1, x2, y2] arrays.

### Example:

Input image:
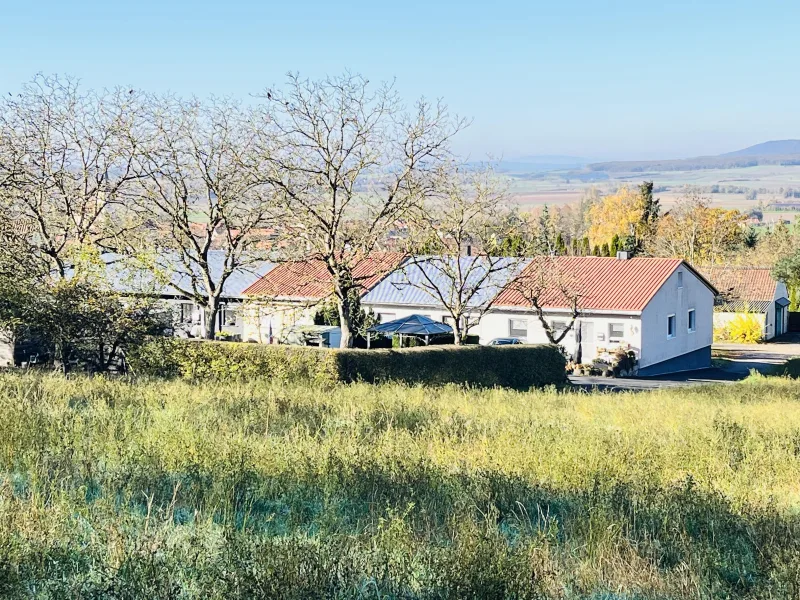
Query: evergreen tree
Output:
[[601, 243, 611, 257], [592, 245, 601, 257], [554, 232, 566, 255], [743, 226, 758, 249], [582, 237, 591, 256], [609, 234, 620, 256]]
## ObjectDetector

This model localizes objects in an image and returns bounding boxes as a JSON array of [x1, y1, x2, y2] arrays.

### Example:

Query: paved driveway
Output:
[[569, 333, 800, 392]]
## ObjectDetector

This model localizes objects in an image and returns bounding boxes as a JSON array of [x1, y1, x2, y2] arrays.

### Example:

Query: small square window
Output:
[[509, 318, 527, 338], [219, 305, 238, 327], [609, 323, 625, 340], [667, 314, 676, 339], [688, 309, 696, 333]]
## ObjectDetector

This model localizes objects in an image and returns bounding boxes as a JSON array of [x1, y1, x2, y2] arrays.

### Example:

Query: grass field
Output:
[[2, 372, 800, 598]]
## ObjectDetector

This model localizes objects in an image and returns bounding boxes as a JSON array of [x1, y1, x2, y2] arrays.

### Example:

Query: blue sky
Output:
[[2, 0, 798, 160]]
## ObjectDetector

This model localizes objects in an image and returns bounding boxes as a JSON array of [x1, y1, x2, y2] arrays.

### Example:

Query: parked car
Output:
[[487, 337, 523, 346]]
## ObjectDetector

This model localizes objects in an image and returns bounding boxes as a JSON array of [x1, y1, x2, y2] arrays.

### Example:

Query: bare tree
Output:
[[256, 73, 466, 347], [0, 75, 145, 277], [133, 96, 277, 339], [510, 256, 583, 344], [400, 164, 525, 344]]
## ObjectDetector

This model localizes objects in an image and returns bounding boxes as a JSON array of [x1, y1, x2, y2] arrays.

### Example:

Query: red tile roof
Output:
[[243, 252, 406, 299], [704, 267, 777, 303], [494, 256, 705, 312]]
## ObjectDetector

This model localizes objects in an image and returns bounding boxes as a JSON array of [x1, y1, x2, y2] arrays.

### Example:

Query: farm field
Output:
[[2, 372, 800, 598], [505, 164, 800, 214]]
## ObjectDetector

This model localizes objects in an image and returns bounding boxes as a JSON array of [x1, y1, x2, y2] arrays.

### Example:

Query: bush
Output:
[[717, 313, 763, 344], [128, 338, 567, 389], [337, 344, 566, 389], [128, 338, 340, 384]]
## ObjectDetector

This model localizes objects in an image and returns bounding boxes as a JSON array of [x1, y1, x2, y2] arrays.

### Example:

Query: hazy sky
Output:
[[2, 0, 799, 161]]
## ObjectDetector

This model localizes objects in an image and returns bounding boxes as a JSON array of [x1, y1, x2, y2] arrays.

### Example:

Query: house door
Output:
[[776, 304, 784, 337], [580, 321, 595, 363]]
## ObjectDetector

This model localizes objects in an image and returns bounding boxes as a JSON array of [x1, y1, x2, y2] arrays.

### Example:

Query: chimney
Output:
[[616, 250, 631, 260]]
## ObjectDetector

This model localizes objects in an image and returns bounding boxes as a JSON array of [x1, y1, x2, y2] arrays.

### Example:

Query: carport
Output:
[[366, 314, 452, 348]]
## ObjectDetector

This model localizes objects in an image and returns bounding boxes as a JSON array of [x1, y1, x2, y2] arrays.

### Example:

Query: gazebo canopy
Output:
[[368, 314, 452, 336]]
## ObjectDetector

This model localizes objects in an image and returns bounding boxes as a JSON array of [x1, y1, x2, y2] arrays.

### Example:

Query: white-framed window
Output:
[[677, 271, 684, 288], [509, 318, 528, 338], [180, 302, 195, 324], [220, 305, 238, 327], [608, 323, 625, 341], [688, 309, 696, 333], [667, 314, 676, 339], [551, 320, 569, 338], [377, 312, 395, 323]]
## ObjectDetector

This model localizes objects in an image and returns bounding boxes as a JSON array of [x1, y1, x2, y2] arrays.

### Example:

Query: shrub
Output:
[[337, 344, 566, 389], [128, 338, 340, 384], [128, 338, 567, 389], [722, 313, 763, 344]]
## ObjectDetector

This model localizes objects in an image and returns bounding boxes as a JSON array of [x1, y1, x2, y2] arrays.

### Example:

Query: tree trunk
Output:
[[337, 295, 353, 348], [452, 324, 463, 345], [204, 298, 219, 340]]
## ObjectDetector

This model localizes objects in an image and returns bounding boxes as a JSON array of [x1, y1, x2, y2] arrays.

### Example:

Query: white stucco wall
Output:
[[479, 309, 642, 360], [639, 267, 714, 369], [0, 331, 13, 367], [241, 301, 317, 343]]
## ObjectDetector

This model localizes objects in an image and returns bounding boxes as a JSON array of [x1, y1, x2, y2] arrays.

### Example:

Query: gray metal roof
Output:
[[361, 256, 527, 309], [715, 300, 771, 313], [66, 251, 274, 300]]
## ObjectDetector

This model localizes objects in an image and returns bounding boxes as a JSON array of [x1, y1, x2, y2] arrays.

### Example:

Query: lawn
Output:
[[2, 372, 800, 598]]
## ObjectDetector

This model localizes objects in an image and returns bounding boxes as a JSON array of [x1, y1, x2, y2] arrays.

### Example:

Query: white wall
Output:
[[0, 330, 13, 367], [480, 309, 642, 360], [241, 301, 317, 343], [639, 267, 714, 369]]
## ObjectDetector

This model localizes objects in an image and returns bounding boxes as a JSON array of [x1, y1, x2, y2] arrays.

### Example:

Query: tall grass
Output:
[[2, 372, 800, 598]]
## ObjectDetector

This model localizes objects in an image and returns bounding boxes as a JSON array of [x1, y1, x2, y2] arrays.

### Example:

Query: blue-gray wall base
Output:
[[637, 345, 712, 377]]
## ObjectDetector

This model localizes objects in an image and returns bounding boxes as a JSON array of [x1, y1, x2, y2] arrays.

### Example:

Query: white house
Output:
[[67, 251, 275, 340], [485, 255, 717, 376], [241, 253, 407, 344], [705, 267, 790, 340]]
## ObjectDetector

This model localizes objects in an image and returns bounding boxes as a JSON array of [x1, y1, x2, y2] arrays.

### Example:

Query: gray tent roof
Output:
[[368, 314, 453, 336]]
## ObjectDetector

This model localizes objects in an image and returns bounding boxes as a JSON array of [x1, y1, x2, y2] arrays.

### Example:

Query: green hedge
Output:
[[338, 344, 565, 388], [129, 338, 567, 389], [128, 338, 340, 384]]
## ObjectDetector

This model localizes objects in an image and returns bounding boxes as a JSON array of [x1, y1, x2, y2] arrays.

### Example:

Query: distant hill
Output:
[[722, 140, 800, 157], [589, 141, 800, 173]]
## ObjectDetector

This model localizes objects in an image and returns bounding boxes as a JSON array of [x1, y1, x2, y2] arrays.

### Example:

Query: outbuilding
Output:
[[705, 267, 790, 340]]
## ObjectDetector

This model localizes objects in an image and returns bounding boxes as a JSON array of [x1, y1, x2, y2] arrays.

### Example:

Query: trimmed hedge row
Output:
[[129, 338, 567, 388], [128, 338, 340, 384], [337, 344, 566, 388]]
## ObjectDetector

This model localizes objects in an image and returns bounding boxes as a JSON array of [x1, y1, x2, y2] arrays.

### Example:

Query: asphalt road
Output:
[[569, 333, 800, 392]]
